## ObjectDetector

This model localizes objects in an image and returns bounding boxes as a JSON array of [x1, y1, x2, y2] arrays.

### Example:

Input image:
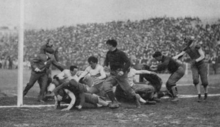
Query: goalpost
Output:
[[17, 0, 24, 107]]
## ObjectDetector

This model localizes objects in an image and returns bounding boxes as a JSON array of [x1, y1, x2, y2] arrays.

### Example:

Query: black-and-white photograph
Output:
[[0, 0, 220, 126]]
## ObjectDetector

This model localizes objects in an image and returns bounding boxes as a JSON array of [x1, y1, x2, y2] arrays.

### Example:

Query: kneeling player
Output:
[[115, 66, 157, 104]]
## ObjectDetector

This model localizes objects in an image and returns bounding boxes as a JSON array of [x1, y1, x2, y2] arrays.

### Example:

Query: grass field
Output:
[[0, 69, 220, 127]]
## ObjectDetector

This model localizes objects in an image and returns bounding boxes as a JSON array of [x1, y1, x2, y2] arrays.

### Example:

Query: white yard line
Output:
[[0, 104, 69, 108], [179, 94, 220, 98]]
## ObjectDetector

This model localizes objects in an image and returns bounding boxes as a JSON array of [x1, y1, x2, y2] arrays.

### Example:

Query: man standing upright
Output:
[[173, 38, 208, 102], [102, 39, 144, 109], [23, 39, 64, 102]]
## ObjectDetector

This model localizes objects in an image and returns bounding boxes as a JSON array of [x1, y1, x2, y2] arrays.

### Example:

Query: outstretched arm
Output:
[[135, 69, 156, 75], [173, 51, 186, 60], [78, 68, 89, 81], [61, 89, 76, 111]]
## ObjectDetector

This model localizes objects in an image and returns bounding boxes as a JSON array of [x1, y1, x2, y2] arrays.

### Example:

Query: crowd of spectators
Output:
[[0, 17, 220, 70]]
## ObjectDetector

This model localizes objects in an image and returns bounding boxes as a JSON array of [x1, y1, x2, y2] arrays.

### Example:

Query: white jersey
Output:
[[56, 69, 80, 82], [127, 68, 137, 87], [84, 64, 106, 79]]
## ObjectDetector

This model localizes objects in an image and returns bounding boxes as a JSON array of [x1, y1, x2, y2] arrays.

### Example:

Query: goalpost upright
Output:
[[17, 0, 24, 107]]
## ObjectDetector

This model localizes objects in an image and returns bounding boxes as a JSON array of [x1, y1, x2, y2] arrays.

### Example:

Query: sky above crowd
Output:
[[0, 0, 220, 29]]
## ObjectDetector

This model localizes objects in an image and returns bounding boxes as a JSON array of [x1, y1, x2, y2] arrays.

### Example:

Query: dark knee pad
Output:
[[202, 82, 208, 88], [193, 80, 199, 86]]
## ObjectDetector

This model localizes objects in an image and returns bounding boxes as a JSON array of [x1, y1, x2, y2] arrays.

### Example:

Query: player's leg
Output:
[[191, 64, 201, 102], [166, 66, 185, 102], [61, 89, 77, 111], [102, 76, 119, 109], [23, 72, 41, 96], [46, 76, 52, 92], [134, 83, 156, 104], [76, 93, 85, 110], [87, 82, 104, 96], [198, 63, 209, 100], [37, 77, 43, 100], [84, 93, 109, 107], [38, 74, 49, 102], [115, 85, 128, 101], [97, 96, 110, 107], [116, 75, 142, 108], [54, 93, 61, 109]]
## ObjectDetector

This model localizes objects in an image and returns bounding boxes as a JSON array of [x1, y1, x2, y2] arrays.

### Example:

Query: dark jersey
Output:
[[104, 49, 131, 72], [157, 56, 182, 74], [184, 45, 201, 60]]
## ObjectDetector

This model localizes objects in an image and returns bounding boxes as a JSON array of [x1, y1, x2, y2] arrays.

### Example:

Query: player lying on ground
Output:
[[52, 76, 110, 111], [53, 85, 110, 111], [48, 63, 107, 98]]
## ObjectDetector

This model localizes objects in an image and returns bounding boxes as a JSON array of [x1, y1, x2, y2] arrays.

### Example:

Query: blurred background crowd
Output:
[[0, 17, 220, 72]]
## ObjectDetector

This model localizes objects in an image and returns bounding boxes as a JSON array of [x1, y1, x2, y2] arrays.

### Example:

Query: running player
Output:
[[102, 39, 143, 108]]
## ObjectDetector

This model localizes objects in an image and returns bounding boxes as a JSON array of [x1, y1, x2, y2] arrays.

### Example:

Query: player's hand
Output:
[[75, 105, 82, 110], [104, 66, 110, 72], [172, 56, 178, 60], [56, 95, 62, 101], [34, 67, 41, 72], [118, 71, 124, 76]]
